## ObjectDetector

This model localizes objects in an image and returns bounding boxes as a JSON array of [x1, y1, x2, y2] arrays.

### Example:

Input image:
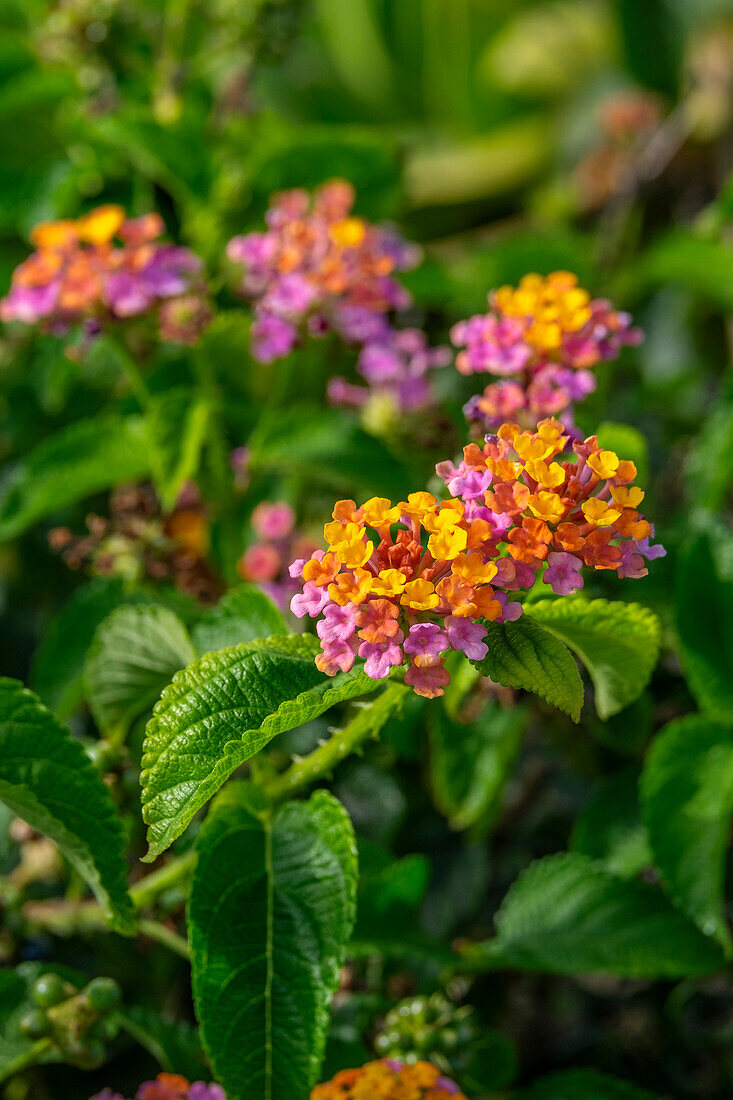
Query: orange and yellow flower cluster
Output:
[[311, 1059, 467, 1099], [1, 205, 209, 342], [290, 418, 664, 698], [453, 271, 641, 431]]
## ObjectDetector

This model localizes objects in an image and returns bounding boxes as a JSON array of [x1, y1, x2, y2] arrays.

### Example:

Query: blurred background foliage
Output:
[[2, 1, 733, 1097]]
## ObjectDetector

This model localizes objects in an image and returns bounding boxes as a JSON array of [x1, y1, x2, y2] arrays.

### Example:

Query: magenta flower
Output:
[[403, 622, 449, 659], [542, 551, 585, 595], [358, 638, 404, 679], [404, 660, 451, 699], [317, 603, 358, 645], [444, 616, 488, 660], [291, 581, 330, 618]]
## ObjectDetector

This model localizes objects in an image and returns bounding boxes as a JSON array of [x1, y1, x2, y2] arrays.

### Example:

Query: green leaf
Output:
[[529, 598, 661, 719], [616, 0, 684, 97], [463, 852, 724, 978], [641, 715, 733, 950], [634, 231, 733, 309], [0, 962, 84, 1085], [84, 604, 196, 736], [249, 407, 411, 500], [571, 769, 651, 879], [0, 413, 151, 541], [189, 787, 357, 1099], [146, 388, 211, 510], [192, 584, 286, 654], [429, 702, 527, 831], [0, 679, 134, 932], [30, 579, 133, 720], [119, 1007, 206, 1082], [472, 617, 583, 722], [676, 535, 733, 714], [517, 1067, 658, 1099], [141, 635, 381, 861]]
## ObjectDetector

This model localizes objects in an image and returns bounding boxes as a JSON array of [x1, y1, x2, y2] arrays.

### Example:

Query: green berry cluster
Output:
[[19, 972, 122, 1069], [373, 993, 479, 1071]]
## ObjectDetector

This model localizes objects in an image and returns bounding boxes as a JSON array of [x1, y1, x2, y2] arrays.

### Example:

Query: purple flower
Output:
[[140, 245, 202, 298], [444, 616, 488, 660], [188, 1084, 226, 1100], [635, 530, 666, 561], [251, 312, 298, 363], [494, 591, 523, 622], [263, 272, 315, 317], [290, 581, 330, 618], [317, 603, 358, 645], [403, 622, 449, 659], [358, 638, 404, 679], [105, 270, 152, 317], [618, 542, 648, 579], [447, 466, 493, 501], [543, 552, 584, 595], [0, 281, 58, 322]]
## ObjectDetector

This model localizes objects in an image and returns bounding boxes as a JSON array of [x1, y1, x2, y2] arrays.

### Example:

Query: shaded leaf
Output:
[[472, 617, 583, 722], [429, 702, 527, 831], [85, 604, 196, 736], [463, 852, 724, 978], [517, 1067, 658, 1099], [529, 598, 660, 719], [192, 584, 286, 654], [146, 388, 211, 510], [571, 769, 651, 879], [0, 680, 134, 932], [0, 414, 151, 540], [676, 535, 733, 714], [141, 635, 381, 861], [189, 787, 357, 1099], [641, 715, 733, 949], [119, 1007, 207, 1082]]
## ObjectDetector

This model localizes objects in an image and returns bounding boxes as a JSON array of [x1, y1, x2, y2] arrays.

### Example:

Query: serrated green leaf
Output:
[[472, 617, 583, 721], [571, 769, 651, 879], [0, 413, 151, 541], [676, 535, 733, 714], [0, 679, 134, 933], [463, 852, 724, 978], [146, 388, 211, 510], [192, 584, 286, 654], [189, 788, 357, 1100], [517, 1067, 658, 1099], [429, 701, 527, 831], [641, 715, 733, 950], [529, 598, 661, 719], [0, 962, 85, 1084], [141, 635, 381, 861], [85, 604, 196, 736]]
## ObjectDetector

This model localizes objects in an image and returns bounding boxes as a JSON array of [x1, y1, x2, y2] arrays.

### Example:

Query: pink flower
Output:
[[444, 616, 488, 660], [404, 659, 451, 698], [290, 581, 330, 618], [252, 501, 296, 541], [316, 639, 356, 675], [403, 622, 448, 659], [542, 552, 584, 595], [358, 639, 404, 679], [317, 603, 358, 645]]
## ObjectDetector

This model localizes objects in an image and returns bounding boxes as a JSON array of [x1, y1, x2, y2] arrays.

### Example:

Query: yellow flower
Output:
[[361, 497, 401, 528], [329, 217, 366, 247], [329, 569, 373, 606], [75, 204, 126, 245], [525, 459, 566, 489], [401, 578, 439, 611], [527, 491, 566, 524], [427, 524, 468, 561], [398, 491, 437, 519], [371, 568, 407, 597], [611, 485, 645, 509], [581, 497, 621, 527], [451, 551, 498, 586], [588, 449, 620, 480]]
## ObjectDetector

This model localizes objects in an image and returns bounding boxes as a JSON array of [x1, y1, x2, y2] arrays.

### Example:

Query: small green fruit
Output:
[[19, 1008, 51, 1039], [32, 973, 67, 1009], [85, 977, 122, 1014]]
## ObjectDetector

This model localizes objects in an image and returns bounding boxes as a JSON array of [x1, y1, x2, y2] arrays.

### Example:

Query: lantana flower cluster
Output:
[[311, 1059, 467, 1100], [91, 1073, 224, 1100], [452, 271, 642, 432], [238, 500, 319, 612], [227, 180, 448, 412], [1, 205, 210, 343], [290, 418, 664, 699]]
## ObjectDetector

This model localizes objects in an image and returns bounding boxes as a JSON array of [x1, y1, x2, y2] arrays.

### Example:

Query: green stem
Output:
[[107, 331, 151, 409], [0, 1039, 54, 1085], [263, 681, 407, 805], [138, 918, 190, 959], [130, 849, 196, 909]]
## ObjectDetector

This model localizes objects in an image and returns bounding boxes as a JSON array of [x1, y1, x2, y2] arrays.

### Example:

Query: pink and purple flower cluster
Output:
[[227, 180, 448, 413], [238, 500, 320, 613]]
